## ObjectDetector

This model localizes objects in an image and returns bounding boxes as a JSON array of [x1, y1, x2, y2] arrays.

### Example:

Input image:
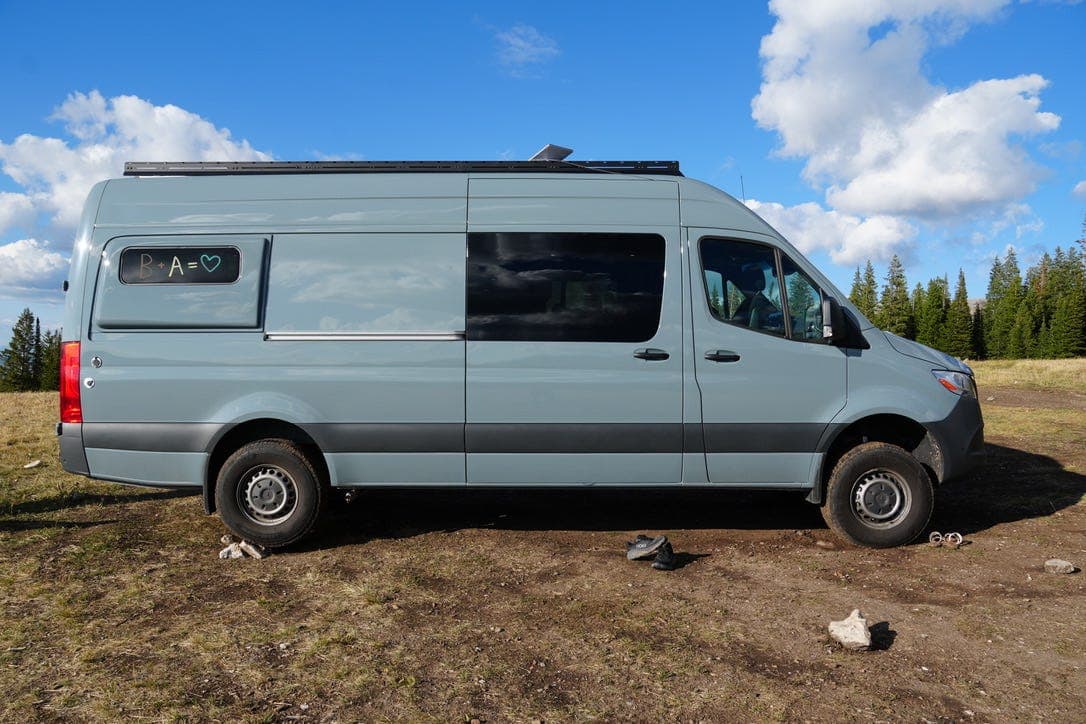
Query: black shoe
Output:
[[652, 541, 677, 571], [624, 534, 652, 552], [626, 534, 668, 561]]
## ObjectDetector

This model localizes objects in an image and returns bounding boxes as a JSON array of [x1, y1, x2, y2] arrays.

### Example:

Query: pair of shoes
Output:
[[625, 534, 677, 570], [626, 534, 667, 560], [652, 541, 676, 571]]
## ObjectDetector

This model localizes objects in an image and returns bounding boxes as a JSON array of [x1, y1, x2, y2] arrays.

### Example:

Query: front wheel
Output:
[[821, 441, 933, 548], [215, 439, 325, 548]]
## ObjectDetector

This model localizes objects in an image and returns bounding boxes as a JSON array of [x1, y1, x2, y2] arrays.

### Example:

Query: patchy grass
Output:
[[1, 384, 1085, 721], [983, 405, 1086, 454], [971, 358, 1086, 393]]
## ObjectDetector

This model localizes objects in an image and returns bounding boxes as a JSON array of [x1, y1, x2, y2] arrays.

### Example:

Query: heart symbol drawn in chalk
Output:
[[200, 254, 222, 272]]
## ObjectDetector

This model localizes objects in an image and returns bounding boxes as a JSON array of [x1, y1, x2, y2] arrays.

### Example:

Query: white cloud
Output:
[[745, 199, 916, 265], [495, 24, 559, 76], [0, 90, 270, 234], [1073, 180, 1086, 200], [987, 202, 1044, 239], [0, 192, 35, 236], [749, 0, 1061, 263], [0, 238, 67, 287], [1039, 139, 1081, 159], [823, 74, 1059, 218]]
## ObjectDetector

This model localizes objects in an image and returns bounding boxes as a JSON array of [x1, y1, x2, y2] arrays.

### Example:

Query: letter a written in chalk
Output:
[[168, 256, 184, 277]]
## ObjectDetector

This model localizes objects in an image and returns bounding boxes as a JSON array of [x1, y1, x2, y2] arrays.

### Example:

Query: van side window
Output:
[[699, 239, 785, 337], [780, 255, 825, 342], [467, 232, 665, 342], [266, 233, 465, 334]]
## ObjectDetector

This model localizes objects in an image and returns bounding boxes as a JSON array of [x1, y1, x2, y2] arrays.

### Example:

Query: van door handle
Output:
[[633, 348, 670, 361], [704, 350, 741, 363]]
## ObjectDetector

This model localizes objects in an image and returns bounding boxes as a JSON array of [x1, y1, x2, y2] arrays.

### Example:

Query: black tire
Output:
[[821, 441, 933, 548], [215, 439, 325, 548]]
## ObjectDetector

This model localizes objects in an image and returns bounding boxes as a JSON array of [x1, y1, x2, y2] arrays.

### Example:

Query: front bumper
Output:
[[925, 395, 985, 483]]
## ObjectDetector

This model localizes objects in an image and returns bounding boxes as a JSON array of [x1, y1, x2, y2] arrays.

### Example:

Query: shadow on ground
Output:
[[5, 489, 195, 517], [304, 442, 1086, 550], [933, 443, 1086, 535], [0, 518, 120, 532]]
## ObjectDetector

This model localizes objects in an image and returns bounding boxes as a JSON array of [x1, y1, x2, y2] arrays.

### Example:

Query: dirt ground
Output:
[[1, 385, 1084, 722]]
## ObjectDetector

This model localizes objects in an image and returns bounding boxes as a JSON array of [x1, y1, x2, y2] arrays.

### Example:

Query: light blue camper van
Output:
[[57, 158, 983, 549]]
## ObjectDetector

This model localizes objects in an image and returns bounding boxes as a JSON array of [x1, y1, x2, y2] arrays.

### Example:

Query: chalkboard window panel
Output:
[[119, 247, 241, 284], [93, 236, 266, 330]]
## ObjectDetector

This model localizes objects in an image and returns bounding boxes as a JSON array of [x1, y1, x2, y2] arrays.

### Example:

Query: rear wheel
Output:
[[215, 439, 324, 548], [821, 441, 933, 548]]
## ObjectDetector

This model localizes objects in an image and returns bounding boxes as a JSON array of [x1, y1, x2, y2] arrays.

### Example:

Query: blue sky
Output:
[[1, 0, 1084, 338]]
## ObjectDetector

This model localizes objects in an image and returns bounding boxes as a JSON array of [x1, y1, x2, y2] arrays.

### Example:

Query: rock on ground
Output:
[[1044, 559, 1077, 574], [828, 609, 872, 651]]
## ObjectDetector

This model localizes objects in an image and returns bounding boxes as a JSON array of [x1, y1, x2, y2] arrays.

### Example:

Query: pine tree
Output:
[[916, 276, 949, 349], [982, 255, 1003, 357], [848, 267, 863, 309], [1007, 301, 1035, 359], [1047, 294, 1085, 358], [31, 318, 42, 389], [910, 283, 924, 341], [38, 329, 62, 391], [848, 261, 878, 321], [878, 255, 914, 338], [985, 250, 1022, 358], [862, 261, 878, 320], [1039, 244, 1086, 357], [0, 309, 41, 392], [943, 270, 973, 359], [971, 304, 986, 359]]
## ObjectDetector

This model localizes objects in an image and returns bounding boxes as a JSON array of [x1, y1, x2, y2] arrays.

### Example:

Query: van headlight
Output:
[[932, 370, 976, 398]]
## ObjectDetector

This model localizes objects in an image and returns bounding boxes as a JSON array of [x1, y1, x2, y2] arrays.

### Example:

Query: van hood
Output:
[[882, 332, 972, 375]]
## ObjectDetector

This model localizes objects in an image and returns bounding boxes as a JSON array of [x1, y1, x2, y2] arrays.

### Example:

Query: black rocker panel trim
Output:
[[79, 421, 837, 455]]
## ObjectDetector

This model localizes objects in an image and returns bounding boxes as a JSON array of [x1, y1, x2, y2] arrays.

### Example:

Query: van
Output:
[[57, 158, 983, 549]]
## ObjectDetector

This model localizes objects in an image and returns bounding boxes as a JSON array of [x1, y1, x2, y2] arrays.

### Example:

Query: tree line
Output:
[[848, 242, 1086, 360], [0, 308, 62, 392]]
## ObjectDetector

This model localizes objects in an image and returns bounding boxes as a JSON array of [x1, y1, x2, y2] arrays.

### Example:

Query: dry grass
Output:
[[2, 367, 1085, 721], [971, 358, 1086, 393]]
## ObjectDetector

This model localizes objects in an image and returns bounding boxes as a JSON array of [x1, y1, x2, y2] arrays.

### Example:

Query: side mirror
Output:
[[821, 296, 848, 345]]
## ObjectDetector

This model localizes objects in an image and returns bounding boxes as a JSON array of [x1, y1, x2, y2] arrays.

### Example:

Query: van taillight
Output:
[[60, 341, 82, 424]]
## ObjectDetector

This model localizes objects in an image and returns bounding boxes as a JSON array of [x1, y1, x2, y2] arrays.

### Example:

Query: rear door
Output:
[[466, 178, 683, 485], [689, 231, 847, 486]]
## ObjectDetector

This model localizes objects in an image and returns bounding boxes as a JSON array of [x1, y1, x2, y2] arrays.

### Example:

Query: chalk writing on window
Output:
[[119, 247, 241, 284]]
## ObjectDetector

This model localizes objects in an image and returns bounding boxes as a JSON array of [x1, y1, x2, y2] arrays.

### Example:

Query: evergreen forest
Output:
[[848, 241, 1085, 360]]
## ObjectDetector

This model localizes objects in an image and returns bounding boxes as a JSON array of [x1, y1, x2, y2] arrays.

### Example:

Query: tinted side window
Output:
[[467, 232, 665, 342], [700, 238, 785, 337], [780, 255, 825, 342]]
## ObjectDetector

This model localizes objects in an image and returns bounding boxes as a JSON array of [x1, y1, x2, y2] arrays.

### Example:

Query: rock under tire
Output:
[[215, 439, 324, 549]]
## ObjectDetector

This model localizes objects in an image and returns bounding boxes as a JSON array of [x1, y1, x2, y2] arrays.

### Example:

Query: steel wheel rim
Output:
[[238, 465, 298, 526], [851, 468, 911, 529]]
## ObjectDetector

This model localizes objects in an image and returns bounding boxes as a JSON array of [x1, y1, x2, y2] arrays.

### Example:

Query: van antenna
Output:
[[530, 144, 573, 161], [740, 175, 746, 202]]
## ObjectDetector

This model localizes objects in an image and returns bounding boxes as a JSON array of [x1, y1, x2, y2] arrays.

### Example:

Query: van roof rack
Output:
[[123, 160, 682, 177]]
